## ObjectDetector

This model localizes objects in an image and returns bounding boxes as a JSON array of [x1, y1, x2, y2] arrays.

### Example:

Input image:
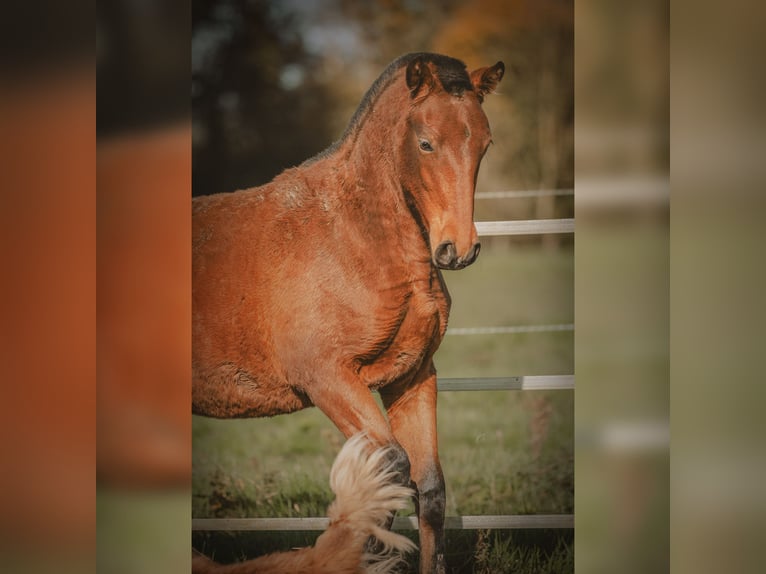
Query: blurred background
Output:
[[574, 2, 668, 573], [97, 2, 191, 574]]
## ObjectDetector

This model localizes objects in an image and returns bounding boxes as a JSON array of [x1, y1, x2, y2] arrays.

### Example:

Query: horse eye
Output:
[[419, 139, 434, 152]]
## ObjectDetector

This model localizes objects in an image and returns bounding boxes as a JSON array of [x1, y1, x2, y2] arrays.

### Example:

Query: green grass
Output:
[[192, 244, 573, 572], [439, 390, 573, 517], [469, 530, 574, 574], [442, 243, 574, 330]]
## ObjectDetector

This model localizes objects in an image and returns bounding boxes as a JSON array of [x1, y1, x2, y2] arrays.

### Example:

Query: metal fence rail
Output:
[[437, 375, 574, 392], [475, 219, 574, 236], [447, 324, 574, 336], [475, 189, 574, 200], [192, 514, 574, 532]]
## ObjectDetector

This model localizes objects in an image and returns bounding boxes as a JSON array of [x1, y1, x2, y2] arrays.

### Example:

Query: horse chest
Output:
[[356, 282, 449, 390]]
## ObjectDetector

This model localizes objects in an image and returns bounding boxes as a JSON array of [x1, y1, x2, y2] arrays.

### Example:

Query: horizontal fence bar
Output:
[[475, 189, 574, 200], [440, 514, 573, 530], [447, 324, 574, 336], [437, 375, 574, 392], [192, 514, 574, 532], [578, 421, 669, 452], [475, 219, 574, 236], [576, 176, 668, 207]]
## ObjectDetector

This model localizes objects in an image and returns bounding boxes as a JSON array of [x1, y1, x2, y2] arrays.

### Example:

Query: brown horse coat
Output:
[[193, 53, 503, 574]]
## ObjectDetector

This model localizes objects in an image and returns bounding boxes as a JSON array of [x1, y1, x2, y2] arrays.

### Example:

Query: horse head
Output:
[[400, 55, 504, 270]]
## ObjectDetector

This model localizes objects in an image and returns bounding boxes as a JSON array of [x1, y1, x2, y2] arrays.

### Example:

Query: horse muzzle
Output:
[[433, 240, 481, 270]]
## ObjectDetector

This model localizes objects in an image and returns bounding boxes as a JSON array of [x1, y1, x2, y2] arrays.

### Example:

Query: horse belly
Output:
[[192, 296, 312, 418], [192, 363, 311, 418]]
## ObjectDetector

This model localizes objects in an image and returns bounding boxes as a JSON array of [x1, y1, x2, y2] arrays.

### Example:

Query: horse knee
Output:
[[383, 442, 411, 486]]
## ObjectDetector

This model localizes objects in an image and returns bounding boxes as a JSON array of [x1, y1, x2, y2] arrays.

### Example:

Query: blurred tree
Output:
[[98, 0, 189, 136], [336, 0, 464, 69], [192, 0, 337, 196]]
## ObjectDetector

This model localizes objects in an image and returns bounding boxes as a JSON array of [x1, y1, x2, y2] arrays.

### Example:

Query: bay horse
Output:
[[192, 52, 504, 574]]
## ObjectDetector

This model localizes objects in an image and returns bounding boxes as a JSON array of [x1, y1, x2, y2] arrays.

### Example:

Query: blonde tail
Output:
[[192, 434, 416, 574], [326, 433, 416, 573]]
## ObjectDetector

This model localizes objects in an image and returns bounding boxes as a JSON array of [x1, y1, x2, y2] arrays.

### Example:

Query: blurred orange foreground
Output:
[[97, 125, 191, 488]]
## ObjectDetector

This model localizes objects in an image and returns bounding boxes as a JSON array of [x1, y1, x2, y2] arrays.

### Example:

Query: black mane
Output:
[[304, 53, 472, 165]]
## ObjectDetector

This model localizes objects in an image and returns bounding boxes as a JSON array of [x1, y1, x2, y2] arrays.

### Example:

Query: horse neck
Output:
[[335, 86, 426, 250], [336, 143, 427, 269]]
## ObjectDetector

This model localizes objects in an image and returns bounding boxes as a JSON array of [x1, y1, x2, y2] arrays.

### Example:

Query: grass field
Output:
[[192, 244, 574, 573]]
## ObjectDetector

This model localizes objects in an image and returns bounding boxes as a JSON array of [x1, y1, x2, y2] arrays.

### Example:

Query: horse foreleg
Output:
[[381, 364, 446, 574], [305, 374, 411, 483]]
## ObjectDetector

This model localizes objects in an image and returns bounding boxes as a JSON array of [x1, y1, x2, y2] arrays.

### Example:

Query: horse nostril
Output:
[[463, 242, 481, 266], [434, 241, 457, 268]]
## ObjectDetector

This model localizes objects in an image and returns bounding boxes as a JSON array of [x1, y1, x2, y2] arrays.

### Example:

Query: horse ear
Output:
[[406, 57, 435, 98], [470, 61, 505, 102]]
